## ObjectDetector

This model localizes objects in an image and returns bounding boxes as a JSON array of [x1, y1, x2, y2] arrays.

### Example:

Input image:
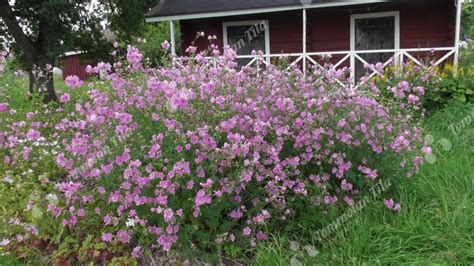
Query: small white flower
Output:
[[3, 176, 13, 184], [126, 218, 136, 227], [0, 239, 11, 247], [45, 193, 58, 204]]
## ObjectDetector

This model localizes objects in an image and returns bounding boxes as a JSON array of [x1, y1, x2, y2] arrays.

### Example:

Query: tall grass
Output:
[[256, 102, 474, 265]]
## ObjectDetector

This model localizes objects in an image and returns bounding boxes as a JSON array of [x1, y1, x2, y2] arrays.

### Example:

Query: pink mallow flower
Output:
[[60, 93, 71, 103], [117, 230, 131, 244], [243, 227, 252, 237], [341, 179, 353, 191], [384, 198, 401, 212], [161, 40, 171, 50], [0, 103, 8, 113], [26, 129, 41, 141], [102, 233, 113, 243], [131, 246, 142, 258], [64, 75, 84, 89]]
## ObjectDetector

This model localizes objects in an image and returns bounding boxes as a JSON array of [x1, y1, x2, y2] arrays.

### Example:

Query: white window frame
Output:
[[222, 20, 271, 62], [350, 11, 400, 52]]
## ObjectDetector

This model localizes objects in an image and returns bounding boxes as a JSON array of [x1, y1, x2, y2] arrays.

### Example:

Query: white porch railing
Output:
[[234, 46, 457, 88], [172, 46, 456, 88]]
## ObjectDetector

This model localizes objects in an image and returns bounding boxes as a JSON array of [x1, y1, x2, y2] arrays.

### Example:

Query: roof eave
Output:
[[145, 0, 391, 22]]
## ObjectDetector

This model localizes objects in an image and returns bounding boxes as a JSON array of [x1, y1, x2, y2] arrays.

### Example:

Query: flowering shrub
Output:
[[0, 45, 429, 263], [369, 50, 474, 111]]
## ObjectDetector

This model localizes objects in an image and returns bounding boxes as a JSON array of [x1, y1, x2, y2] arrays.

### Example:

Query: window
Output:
[[223, 20, 270, 66], [350, 12, 400, 80]]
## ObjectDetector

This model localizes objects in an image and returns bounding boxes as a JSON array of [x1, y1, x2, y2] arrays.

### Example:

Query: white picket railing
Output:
[[240, 46, 457, 88], [173, 46, 457, 88]]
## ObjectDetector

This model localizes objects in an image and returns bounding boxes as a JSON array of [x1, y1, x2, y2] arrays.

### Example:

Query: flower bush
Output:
[[369, 49, 474, 111], [0, 44, 429, 264]]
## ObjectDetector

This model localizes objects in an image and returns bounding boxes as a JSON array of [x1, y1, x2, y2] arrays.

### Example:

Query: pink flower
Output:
[[26, 129, 41, 141], [344, 196, 354, 206], [131, 246, 142, 258], [422, 146, 432, 154], [384, 198, 401, 212], [195, 189, 212, 207], [341, 179, 353, 191], [256, 231, 267, 241], [115, 148, 131, 165], [161, 40, 171, 50], [229, 209, 243, 220], [57, 182, 82, 198], [163, 208, 174, 223], [243, 227, 251, 236], [77, 208, 85, 217], [60, 93, 71, 103], [98, 187, 106, 194], [358, 166, 378, 180], [393, 203, 401, 212], [26, 112, 35, 120], [102, 233, 113, 243], [126, 45, 143, 71], [324, 195, 338, 205], [65, 75, 84, 89], [0, 103, 8, 113], [115, 112, 132, 125], [117, 230, 131, 243]]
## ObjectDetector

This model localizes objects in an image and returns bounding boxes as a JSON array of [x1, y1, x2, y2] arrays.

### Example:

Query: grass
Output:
[[0, 254, 22, 266], [256, 102, 474, 265]]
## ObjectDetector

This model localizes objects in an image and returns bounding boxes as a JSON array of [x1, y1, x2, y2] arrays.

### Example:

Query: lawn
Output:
[[256, 102, 474, 265]]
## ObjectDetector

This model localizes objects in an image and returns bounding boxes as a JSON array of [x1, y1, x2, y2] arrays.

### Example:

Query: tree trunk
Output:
[[28, 71, 35, 97], [27, 62, 58, 103], [41, 71, 57, 103], [36, 61, 58, 103], [1, 1, 57, 104]]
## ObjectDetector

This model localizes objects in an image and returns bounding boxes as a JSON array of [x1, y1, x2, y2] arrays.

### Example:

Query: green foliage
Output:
[[105, 0, 158, 42], [133, 23, 182, 67], [436, 71, 474, 104], [462, 1, 474, 38]]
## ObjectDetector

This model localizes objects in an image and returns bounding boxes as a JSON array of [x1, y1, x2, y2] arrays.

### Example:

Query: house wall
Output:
[[179, 0, 455, 55], [59, 54, 92, 81]]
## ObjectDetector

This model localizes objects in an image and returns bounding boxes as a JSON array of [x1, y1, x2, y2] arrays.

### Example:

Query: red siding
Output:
[[180, 0, 455, 62], [60, 54, 93, 81]]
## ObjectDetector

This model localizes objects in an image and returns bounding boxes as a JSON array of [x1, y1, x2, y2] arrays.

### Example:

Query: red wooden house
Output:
[[59, 51, 93, 81], [145, 0, 462, 82]]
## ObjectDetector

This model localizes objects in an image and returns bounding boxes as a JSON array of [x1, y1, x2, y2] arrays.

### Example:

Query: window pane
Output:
[[354, 16, 395, 80], [226, 22, 267, 67]]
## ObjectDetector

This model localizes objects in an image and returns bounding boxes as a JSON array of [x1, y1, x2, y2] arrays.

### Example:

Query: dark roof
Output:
[[145, 0, 378, 19]]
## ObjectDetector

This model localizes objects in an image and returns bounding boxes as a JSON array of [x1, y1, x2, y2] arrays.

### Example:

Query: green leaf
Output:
[[31, 205, 43, 219], [452, 93, 467, 102]]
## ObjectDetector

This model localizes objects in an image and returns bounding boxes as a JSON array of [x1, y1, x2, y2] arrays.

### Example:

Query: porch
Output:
[[147, 0, 463, 87]]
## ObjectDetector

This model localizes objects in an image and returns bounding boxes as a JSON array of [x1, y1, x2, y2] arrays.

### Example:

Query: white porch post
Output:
[[302, 9, 307, 75], [170, 20, 177, 56], [453, 0, 462, 66]]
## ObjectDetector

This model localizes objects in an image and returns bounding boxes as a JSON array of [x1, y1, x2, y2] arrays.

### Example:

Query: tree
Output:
[[105, 0, 159, 42], [462, 0, 474, 39], [0, 0, 158, 103]]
